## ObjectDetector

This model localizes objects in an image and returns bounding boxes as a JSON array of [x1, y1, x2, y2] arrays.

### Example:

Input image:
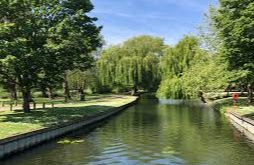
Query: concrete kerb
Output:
[[0, 97, 138, 159], [226, 112, 254, 136]]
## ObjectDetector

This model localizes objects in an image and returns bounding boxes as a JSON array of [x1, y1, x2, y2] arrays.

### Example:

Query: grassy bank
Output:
[[0, 94, 137, 111], [0, 95, 137, 140], [211, 97, 254, 120]]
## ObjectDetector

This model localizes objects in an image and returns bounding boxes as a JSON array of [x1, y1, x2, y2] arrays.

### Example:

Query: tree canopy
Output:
[[0, 0, 102, 112], [97, 35, 163, 93], [213, 0, 254, 102], [157, 36, 211, 99], [0, 0, 253, 109]]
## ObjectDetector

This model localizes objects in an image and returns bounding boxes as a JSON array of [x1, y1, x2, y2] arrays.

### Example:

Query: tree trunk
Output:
[[226, 84, 231, 97], [9, 84, 17, 101], [240, 84, 245, 96], [48, 87, 54, 100], [247, 83, 253, 104], [41, 87, 48, 98], [22, 89, 31, 113], [198, 90, 207, 103], [79, 87, 85, 101], [64, 72, 71, 103], [131, 85, 138, 96]]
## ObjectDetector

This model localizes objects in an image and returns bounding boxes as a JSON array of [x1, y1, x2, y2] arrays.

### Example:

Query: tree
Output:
[[198, 6, 222, 55], [0, 0, 49, 112], [160, 36, 204, 78], [0, 56, 18, 101], [0, 0, 101, 112], [97, 35, 163, 94], [181, 57, 233, 99], [157, 36, 209, 99], [213, 0, 254, 103], [45, 0, 102, 102], [67, 69, 100, 100]]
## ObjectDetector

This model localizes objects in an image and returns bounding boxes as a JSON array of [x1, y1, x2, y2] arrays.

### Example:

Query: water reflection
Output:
[[1, 99, 254, 165]]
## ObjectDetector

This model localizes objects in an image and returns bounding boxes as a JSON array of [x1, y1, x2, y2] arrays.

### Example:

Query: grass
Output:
[[0, 94, 118, 111], [0, 95, 137, 140], [212, 97, 254, 120], [0, 94, 113, 104], [234, 106, 254, 117]]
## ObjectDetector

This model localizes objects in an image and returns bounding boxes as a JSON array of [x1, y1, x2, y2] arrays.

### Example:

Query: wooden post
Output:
[[10, 103, 13, 111], [51, 103, 54, 108], [33, 102, 36, 110], [42, 102, 46, 109]]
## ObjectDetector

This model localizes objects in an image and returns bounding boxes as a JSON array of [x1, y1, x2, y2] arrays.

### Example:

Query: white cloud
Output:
[[90, 0, 216, 46], [91, 10, 178, 21]]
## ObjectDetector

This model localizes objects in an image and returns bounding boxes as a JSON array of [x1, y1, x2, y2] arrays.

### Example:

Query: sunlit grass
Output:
[[0, 95, 137, 139], [216, 97, 254, 120], [230, 106, 254, 121]]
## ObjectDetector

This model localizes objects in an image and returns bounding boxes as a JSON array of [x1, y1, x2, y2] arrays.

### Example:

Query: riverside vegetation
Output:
[[0, 95, 136, 139], [0, 0, 254, 138]]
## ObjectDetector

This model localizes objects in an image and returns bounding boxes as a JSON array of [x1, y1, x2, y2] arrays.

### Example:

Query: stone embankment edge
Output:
[[225, 112, 254, 136], [208, 98, 254, 138], [0, 97, 139, 159]]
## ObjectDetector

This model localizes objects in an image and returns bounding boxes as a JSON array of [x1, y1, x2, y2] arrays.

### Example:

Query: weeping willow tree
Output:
[[97, 35, 163, 93], [157, 36, 210, 99]]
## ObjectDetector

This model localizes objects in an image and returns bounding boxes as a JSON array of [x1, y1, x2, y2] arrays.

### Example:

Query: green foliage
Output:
[[97, 35, 163, 92], [160, 36, 207, 77], [213, 0, 254, 72], [213, 0, 254, 102], [0, 87, 9, 99], [198, 6, 222, 55], [181, 58, 232, 98], [45, 0, 102, 71], [67, 69, 100, 93], [0, 0, 102, 111], [157, 36, 210, 99], [157, 76, 186, 99]]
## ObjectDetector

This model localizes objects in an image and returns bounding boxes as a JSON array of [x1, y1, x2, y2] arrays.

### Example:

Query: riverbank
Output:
[[0, 95, 138, 159], [210, 97, 254, 136], [3, 97, 254, 165], [0, 95, 137, 139], [210, 97, 254, 117], [0, 94, 122, 111]]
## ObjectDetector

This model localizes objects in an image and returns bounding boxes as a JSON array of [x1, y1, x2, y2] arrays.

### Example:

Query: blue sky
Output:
[[90, 0, 218, 46]]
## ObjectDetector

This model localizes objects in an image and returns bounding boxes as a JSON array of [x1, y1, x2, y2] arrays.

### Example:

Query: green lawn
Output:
[[0, 94, 123, 111], [225, 106, 254, 121], [0, 94, 114, 104], [0, 95, 137, 139], [214, 97, 254, 120], [234, 106, 254, 117]]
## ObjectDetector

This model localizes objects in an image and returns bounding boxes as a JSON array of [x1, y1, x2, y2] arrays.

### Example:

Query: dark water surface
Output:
[[2, 99, 254, 165]]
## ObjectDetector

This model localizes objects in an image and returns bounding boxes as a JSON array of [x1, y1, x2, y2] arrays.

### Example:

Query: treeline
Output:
[[97, 36, 163, 94], [0, 0, 102, 112], [1, 0, 253, 113], [97, 35, 227, 99], [97, 0, 254, 103]]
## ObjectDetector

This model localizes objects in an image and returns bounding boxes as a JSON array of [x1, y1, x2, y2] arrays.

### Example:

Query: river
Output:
[[1, 99, 254, 165]]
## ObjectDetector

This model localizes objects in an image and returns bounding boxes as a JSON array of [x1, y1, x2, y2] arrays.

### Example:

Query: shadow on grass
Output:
[[0, 95, 119, 104], [0, 105, 114, 128], [244, 113, 254, 119]]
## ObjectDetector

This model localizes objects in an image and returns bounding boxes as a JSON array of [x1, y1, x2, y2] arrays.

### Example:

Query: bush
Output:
[[157, 76, 187, 99], [0, 88, 10, 99]]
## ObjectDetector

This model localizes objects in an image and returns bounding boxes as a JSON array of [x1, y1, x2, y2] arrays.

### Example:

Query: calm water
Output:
[[2, 99, 254, 165]]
